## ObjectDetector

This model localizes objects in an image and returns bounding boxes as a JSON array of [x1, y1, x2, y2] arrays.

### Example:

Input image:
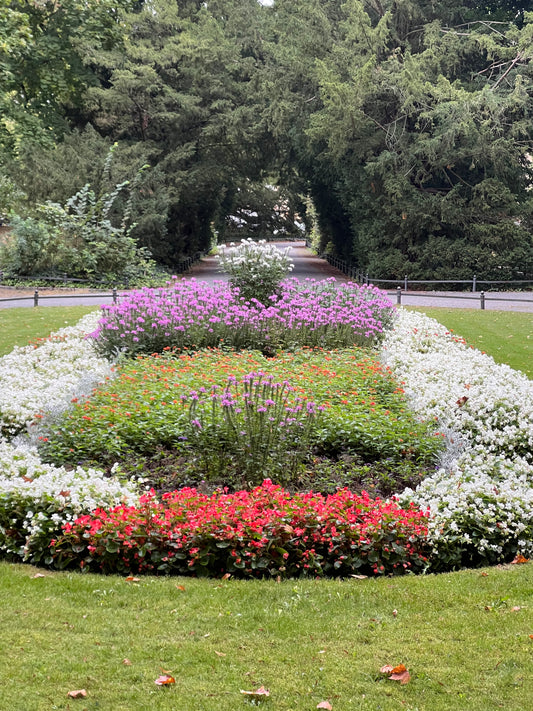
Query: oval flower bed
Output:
[[0, 279, 532, 578]]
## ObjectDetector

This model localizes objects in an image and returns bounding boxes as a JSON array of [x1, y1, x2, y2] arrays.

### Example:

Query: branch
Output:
[[491, 52, 523, 91]]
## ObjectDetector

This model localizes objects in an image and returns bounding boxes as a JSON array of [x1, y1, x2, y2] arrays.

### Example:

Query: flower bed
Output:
[[90, 277, 395, 357], [40, 347, 440, 488], [0, 312, 113, 437], [382, 310, 533, 567], [0, 283, 532, 576], [49, 480, 430, 578]]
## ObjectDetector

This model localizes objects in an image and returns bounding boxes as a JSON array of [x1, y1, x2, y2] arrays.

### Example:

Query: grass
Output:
[[0, 304, 532, 710], [1, 561, 532, 711], [410, 307, 533, 379], [0, 305, 96, 356]]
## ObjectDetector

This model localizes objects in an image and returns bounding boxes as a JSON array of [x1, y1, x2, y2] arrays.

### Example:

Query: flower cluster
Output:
[[90, 277, 395, 358], [383, 309, 533, 565], [50, 480, 430, 578], [216, 238, 294, 303], [40, 347, 439, 482], [0, 440, 138, 565], [183, 371, 323, 483], [0, 312, 113, 437]]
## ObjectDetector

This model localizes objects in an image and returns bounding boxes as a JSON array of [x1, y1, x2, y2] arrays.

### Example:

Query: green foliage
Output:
[[0, 212, 58, 275], [2, 0, 532, 278], [0, 145, 157, 282], [40, 348, 441, 490]]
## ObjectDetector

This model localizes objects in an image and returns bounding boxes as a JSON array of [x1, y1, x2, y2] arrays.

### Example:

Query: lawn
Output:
[[0, 305, 95, 356], [0, 560, 531, 711], [410, 307, 533, 379], [0, 300, 532, 710]]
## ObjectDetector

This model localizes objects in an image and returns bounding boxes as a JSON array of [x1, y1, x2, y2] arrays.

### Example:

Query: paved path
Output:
[[1, 240, 532, 312]]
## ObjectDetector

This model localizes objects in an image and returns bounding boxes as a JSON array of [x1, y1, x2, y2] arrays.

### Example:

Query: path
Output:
[[1, 240, 532, 312]]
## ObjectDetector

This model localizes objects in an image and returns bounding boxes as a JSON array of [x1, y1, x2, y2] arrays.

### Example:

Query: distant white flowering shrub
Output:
[[216, 238, 294, 304]]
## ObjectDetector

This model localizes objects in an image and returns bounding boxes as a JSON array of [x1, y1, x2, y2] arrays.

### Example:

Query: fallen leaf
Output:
[[390, 670, 411, 685], [511, 554, 529, 565], [380, 665, 394, 674], [391, 664, 407, 674], [122, 658, 132, 665], [480, 572, 489, 577], [214, 651, 226, 657], [67, 689, 87, 699], [529, 634, 533, 639], [221, 573, 231, 580], [380, 663, 411, 685], [175, 584, 185, 591], [350, 574, 368, 580], [154, 675, 175, 686], [511, 606, 521, 612], [32, 573, 46, 579], [456, 396, 468, 407], [317, 702, 333, 710], [58, 489, 71, 498], [240, 686, 270, 698], [125, 576, 140, 582]]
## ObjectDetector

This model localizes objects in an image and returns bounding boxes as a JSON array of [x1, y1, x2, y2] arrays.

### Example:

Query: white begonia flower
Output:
[[384, 310, 533, 564]]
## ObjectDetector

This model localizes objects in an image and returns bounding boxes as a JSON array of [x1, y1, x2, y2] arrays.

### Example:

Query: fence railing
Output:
[[391, 286, 533, 310], [0, 252, 204, 290], [305, 241, 533, 293]]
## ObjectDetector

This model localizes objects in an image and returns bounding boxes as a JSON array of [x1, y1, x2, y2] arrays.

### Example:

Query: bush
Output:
[[0, 145, 158, 283], [216, 238, 294, 304], [49, 480, 431, 578]]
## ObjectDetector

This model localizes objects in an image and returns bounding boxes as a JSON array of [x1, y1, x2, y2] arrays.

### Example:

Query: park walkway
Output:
[[1, 240, 532, 312]]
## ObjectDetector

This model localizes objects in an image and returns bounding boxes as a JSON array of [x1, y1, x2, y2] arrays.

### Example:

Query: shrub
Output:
[[216, 238, 294, 303], [49, 480, 431, 578]]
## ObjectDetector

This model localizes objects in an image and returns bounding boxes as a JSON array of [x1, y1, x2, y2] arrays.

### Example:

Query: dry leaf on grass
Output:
[[32, 573, 47, 579], [317, 701, 333, 710], [125, 576, 140, 582], [122, 658, 132, 666], [380, 663, 411, 684], [154, 674, 175, 686], [240, 686, 270, 698], [511, 554, 529, 565], [67, 689, 87, 699]]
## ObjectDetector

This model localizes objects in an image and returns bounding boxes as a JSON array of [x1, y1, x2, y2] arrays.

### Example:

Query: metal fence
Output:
[[0, 252, 204, 307], [391, 286, 533, 310], [318, 253, 533, 293]]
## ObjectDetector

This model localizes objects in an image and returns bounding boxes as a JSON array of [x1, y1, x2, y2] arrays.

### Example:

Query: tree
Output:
[[280, 1, 533, 278]]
